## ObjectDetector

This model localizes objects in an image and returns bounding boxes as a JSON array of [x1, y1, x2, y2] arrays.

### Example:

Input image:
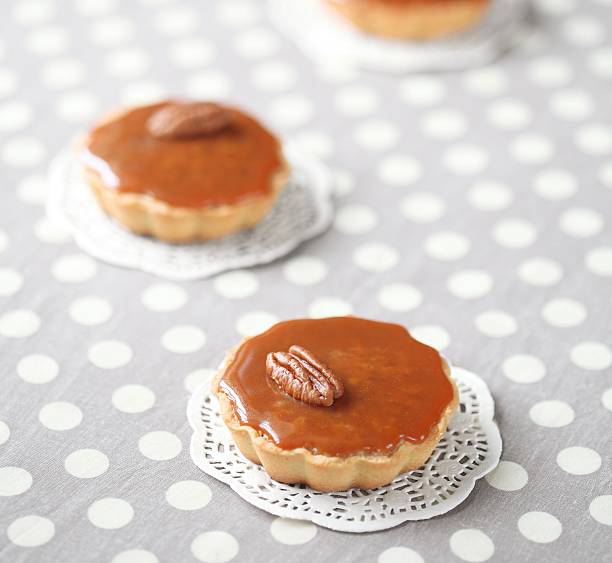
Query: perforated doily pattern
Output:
[[268, 0, 528, 73], [188, 367, 502, 532], [46, 145, 333, 280]]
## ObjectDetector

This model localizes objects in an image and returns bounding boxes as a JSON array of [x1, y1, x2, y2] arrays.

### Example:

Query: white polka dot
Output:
[[34, 217, 70, 244], [121, 80, 167, 105], [166, 481, 212, 510], [216, 1, 259, 27], [213, 270, 260, 299], [570, 341, 612, 371], [2, 136, 46, 167], [449, 529, 495, 562], [141, 283, 188, 311], [575, 124, 612, 155], [557, 446, 601, 474], [493, 218, 537, 248], [600, 161, 612, 190], [562, 16, 605, 47], [184, 368, 216, 393], [7, 515, 55, 547], [161, 325, 206, 354], [64, 449, 109, 478], [234, 28, 279, 59], [90, 16, 135, 46], [139, 431, 182, 461], [586, 247, 612, 277], [354, 119, 400, 151], [398, 77, 445, 106], [378, 284, 423, 312], [316, 61, 358, 84], [448, 270, 493, 299], [154, 6, 199, 35], [378, 547, 424, 563], [308, 297, 353, 318], [530, 400, 575, 427], [52, 254, 97, 283], [421, 109, 467, 139], [601, 387, 612, 411], [251, 60, 296, 92], [17, 174, 46, 204], [475, 310, 517, 337], [503, 354, 546, 384], [0, 101, 31, 132], [56, 90, 100, 123], [42, 58, 85, 90], [192, 531, 239, 563], [511, 134, 554, 164], [518, 257, 563, 286], [550, 90, 593, 121], [105, 48, 151, 78], [518, 512, 562, 543], [334, 204, 378, 234], [588, 47, 612, 78], [0, 309, 40, 338], [0, 268, 23, 296], [334, 85, 379, 116], [401, 193, 445, 223], [425, 231, 470, 261], [169, 37, 215, 68], [536, 0, 575, 15], [13, 1, 55, 25], [378, 154, 422, 186], [270, 518, 317, 545], [26, 26, 69, 56], [112, 385, 156, 414], [542, 298, 586, 328], [467, 181, 513, 211], [353, 243, 399, 272], [75, 0, 117, 16], [0, 467, 32, 496], [410, 325, 450, 351], [17, 354, 58, 384], [528, 56, 573, 87], [463, 67, 507, 97], [88, 498, 134, 529], [268, 95, 313, 129], [292, 131, 335, 159], [88, 340, 133, 369], [559, 207, 603, 238], [283, 256, 327, 285], [589, 496, 612, 526], [69, 296, 112, 326], [445, 144, 489, 175], [39, 402, 82, 431], [0, 421, 9, 445], [111, 550, 159, 563], [236, 311, 278, 337], [488, 99, 532, 130], [533, 169, 577, 200], [485, 461, 528, 491]]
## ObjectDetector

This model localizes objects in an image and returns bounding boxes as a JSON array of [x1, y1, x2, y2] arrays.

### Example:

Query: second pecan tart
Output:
[[78, 100, 290, 243], [213, 317, 459, 492]]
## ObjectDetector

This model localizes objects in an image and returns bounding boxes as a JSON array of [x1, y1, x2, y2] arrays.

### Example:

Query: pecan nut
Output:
[[266, 345, 344, 407], [147, 102, 232, 140]]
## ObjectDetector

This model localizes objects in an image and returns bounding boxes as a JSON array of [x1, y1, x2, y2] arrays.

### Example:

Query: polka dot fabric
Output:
[[0, 0, 610, 561]]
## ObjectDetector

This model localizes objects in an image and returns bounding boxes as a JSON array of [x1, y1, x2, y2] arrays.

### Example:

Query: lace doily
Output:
[[188, 366, 502, 533], [46, 145, 334, 281], [267, 0, 527, 73]]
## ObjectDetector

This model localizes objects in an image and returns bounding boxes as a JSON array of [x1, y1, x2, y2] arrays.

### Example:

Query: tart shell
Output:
[[213, 342, 459, 492]]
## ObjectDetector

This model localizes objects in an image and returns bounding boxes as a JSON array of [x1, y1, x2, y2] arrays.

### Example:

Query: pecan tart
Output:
[[78, 100, 290, 243], [325, 0, 490, 39], [213, 317, 459, 492]]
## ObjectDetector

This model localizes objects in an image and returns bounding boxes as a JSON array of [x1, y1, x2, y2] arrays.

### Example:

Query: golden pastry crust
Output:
[[79, 106, 290, 244], [326, 0, 490, 40], [213, 341, 459, 492]]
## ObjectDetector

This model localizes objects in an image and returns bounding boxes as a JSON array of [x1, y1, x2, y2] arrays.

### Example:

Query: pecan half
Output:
[[266, 345, 344, 407], [147, 102, 232, 140]]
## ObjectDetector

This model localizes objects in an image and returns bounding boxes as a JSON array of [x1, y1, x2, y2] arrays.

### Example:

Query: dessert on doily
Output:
[[213, 316, 459, 492], [78, 100, 290, 243], [325, 0, 491, 39]]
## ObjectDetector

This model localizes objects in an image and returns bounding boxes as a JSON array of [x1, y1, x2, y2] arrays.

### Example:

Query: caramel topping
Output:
[[80, 101, 283, 208], [220, 317, 455, 457]]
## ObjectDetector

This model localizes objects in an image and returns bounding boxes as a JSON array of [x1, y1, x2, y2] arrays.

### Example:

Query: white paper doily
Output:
[[46, 145, 334, 281], [267, 0, 528, 73], [188, 366, 502, 533]]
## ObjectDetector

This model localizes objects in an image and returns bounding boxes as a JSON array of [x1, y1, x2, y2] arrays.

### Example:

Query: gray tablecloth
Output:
[[1, 0, 611, 562]]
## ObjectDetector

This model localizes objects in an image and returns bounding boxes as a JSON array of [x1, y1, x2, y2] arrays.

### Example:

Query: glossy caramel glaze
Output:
[[80, 101, 284, 208], [219, 317, 455, 457]]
